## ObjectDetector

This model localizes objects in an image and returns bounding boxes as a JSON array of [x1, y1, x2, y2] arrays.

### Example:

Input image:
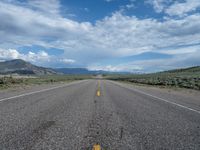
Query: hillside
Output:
[[107, 66, 200, 90], [0, 59, 57, 75], [54, 68, 93, 75], [0, 59, 128, 76], [54, 68, 128, 75], [163, 66, 200, 74]]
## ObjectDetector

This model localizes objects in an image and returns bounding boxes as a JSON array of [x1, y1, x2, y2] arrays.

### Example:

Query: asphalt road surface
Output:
[[0, 80, 200, 150]]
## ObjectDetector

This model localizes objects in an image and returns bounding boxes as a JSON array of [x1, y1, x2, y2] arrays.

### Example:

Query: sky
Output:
[[0, 0, 200, 72]]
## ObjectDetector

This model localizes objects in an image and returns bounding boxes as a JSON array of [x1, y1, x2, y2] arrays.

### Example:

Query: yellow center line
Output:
[[97, 90, 101, 96], [96, 80, 101, 97], [93, 144, 101, 150], [93, 83, 102, 149]]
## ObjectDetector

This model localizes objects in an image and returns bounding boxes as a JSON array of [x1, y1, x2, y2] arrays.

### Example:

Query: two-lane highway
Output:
[[0, 80, 200, 149]]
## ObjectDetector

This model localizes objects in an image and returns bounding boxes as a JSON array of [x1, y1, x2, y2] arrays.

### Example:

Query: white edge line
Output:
[[111, 81, 200, 114], [0, 81, 83, 102], [132, 88, 200, 114]]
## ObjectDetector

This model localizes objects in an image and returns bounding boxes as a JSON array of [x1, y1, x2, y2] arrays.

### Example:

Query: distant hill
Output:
[[54, 68, 93, 75], [107, 66, 200, 90], [0, 59, 57, 75], [54, 68, 129, 75], [0, 59, 129, 75], [163, 66, 200, 74]]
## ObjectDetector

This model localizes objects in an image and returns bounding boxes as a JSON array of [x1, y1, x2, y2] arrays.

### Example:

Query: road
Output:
[[0, 79, 200, 150]]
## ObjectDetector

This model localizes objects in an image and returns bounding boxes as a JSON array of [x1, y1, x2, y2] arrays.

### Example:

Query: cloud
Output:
[[0, 48, 51, 62], [91, 12, 200, 57], [0, 49, 20, 59], [0, 0, 91, 48], [132, 50, 200, 72], [84, 8, 89, 12], [60, 58, 75, 64], [0, 0, 200, 71], [27, 0, 61, 16], [0, 48, 75, 66], [146, 0, 172, 13], [166, 0, 200, 17], [88, 64, 142, 72], [125, 3, 135, 9], [88, 45, 200, 72], [27, 51, 51, 62], [157, 45, 199, 55], [147, 0, 200, 17], [105, 0, 115, 2], [2, 0, 199, 56]]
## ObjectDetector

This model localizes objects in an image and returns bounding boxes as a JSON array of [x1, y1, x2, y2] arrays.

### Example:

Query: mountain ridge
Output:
[[0, 59, 199, 75], [0, 59, 57, 75]]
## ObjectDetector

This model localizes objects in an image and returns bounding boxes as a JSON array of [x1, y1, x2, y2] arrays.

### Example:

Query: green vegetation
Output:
[[0, 75, 92, 89], [106, 66, 200, 90]]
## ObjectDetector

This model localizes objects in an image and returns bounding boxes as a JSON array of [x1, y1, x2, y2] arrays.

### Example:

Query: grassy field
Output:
[[1, 66, 200, 90], [106, 66, 200, 90], [0, 75, 93, 89]]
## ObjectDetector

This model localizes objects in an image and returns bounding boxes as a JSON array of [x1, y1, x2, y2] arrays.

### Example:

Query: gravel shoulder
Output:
[[0, 80, 83, 100]]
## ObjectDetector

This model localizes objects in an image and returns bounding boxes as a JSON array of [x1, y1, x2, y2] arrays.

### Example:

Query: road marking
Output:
[[111, 81, 200, 115], [130, 86, 200, 114], [97, 90, 101, 97], [93, 144, 101, 150], [0, 82, 82, 102], [96, 80, 101, 97]]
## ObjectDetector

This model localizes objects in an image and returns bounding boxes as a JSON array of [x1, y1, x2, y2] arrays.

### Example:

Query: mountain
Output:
[[54, 68, 93, 74], [54, 68, 129, 75], [0, 59, 57, 75], [0, 59, 129, 75]]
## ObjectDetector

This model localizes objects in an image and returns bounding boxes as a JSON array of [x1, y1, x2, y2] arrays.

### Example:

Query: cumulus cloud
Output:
[[1, 0, 200, 55], [90, 12, 200, 57], [27, 0, 61, 16], [146, 0, 172, 13], [0, 49, 20, 59], [0, 0, 91, 49], [147, 0, 200, 17], [88, 45, 200, 73], [0, 48, 51, 62], [0, 0, 200, 71], [88, 65, 142, 72], [166, 0, 200, 17], [0, 48, 75, 67]]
